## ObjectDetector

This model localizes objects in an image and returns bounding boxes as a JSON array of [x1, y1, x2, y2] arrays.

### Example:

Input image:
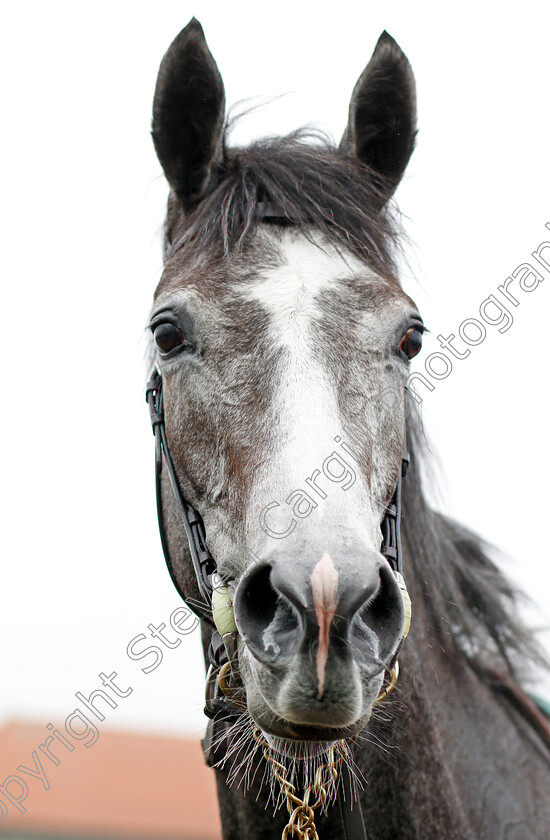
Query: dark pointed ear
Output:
[[340, 31, 416, 201], [152, 18, 225, 210]]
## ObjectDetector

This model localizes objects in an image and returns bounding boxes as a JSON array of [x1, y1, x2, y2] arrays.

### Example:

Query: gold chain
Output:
[[217, 661, 248, 711], [249, 662, 402, 840], [254, 730, 346, 840]]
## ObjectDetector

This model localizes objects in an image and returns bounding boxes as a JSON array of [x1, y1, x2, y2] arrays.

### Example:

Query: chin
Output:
[[247, 700, 370, 752]]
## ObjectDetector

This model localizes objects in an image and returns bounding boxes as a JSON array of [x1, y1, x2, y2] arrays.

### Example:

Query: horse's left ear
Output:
[[152, 18, 225, 211], [340, 31, 416, 201]]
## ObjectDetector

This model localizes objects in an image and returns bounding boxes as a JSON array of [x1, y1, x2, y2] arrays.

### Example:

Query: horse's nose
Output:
[[233, 552, 405, 672]]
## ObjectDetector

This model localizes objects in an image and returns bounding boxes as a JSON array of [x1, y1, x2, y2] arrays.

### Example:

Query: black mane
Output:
[[164, 129, 403, 277]]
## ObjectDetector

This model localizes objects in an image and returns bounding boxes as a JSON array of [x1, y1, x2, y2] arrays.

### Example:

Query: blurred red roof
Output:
[[0, 721, 221, 839]]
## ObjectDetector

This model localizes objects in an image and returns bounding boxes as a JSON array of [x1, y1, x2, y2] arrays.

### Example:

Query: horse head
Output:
[[149, 18, 421, 746]]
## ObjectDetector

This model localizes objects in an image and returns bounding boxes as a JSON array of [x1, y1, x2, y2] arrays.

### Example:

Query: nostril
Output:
[[234, 563, 300, 664], [363, 565, 396, 624], [352, 563, 404, 666], [239, 564, 278, 630]]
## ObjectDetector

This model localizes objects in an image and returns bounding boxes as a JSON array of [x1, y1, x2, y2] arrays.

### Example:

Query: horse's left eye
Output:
[[399, 327, 423, 359], [153, 322, 185, 354]]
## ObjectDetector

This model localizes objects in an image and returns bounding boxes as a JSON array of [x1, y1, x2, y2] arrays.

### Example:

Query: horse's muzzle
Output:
[[233, 550, 405, 727]]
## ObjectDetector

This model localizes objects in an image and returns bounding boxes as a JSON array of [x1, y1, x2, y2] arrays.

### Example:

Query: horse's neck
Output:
[[358, 592, 481, 839], [212, 591, 548, 840], [210, 661, 478, 840], [359, 572, 549, 840], [211, 569, 549, 840]]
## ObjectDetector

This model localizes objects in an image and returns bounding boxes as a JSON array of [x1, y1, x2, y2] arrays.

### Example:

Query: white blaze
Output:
[[242, 233, 365, 499]]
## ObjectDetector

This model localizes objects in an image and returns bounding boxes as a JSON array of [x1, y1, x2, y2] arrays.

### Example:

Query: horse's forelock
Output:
[[162, 130, 403, 278]]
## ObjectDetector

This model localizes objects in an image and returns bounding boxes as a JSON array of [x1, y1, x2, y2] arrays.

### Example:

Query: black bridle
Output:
[[146, 367, 216, 624], [146, 368, 408, 840], [145, 206, 411, 840], [146, 367, 409, 840]]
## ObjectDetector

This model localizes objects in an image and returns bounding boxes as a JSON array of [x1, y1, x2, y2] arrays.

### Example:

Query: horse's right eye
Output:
[[153, 322, 185, 354]]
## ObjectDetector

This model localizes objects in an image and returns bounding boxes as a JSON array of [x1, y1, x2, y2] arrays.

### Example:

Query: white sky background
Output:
[[1, 1, 549, 742]]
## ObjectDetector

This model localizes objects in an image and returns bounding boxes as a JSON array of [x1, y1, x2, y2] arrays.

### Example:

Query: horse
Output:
[[145, 18, 550, 840]]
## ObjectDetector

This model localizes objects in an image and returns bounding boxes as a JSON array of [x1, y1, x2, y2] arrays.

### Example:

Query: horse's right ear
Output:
[[152, 18, 225, 211]]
